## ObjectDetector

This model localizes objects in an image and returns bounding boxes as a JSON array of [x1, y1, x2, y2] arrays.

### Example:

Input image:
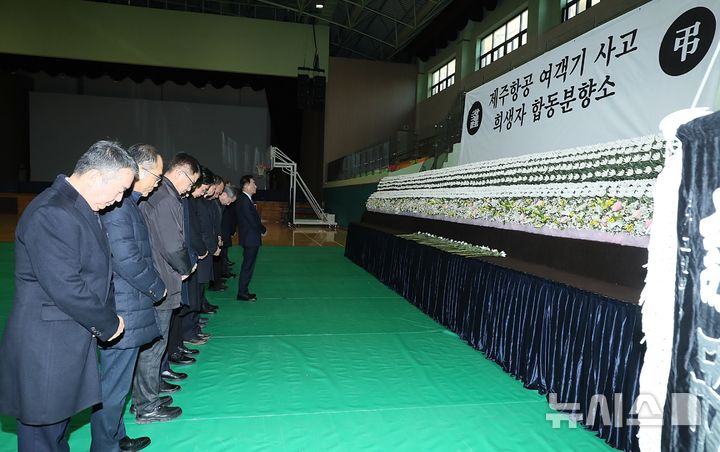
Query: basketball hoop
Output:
[[255, 164, 269, 176]]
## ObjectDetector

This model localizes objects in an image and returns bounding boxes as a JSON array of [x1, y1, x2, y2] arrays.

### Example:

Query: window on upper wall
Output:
[[477, 10, 529, 69], [563, 0, 601, 21], [429, 59, 456, 97]]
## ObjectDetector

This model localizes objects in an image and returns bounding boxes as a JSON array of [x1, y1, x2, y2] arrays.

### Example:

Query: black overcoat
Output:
[[0, 176, 120, 424]]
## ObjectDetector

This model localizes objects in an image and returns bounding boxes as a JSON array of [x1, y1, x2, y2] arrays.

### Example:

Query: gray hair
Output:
[[74, 140, 139, 178], [223, 184, 238, 199], [126, 143, 161, 170]]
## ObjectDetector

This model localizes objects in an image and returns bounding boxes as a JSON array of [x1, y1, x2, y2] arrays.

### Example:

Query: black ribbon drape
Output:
[[663, 111, 720, 451], [346, 223, 645, 451]]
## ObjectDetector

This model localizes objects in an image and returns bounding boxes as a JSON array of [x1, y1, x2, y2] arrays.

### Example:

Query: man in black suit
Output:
[[236, 175, 266, 301], [0, 141, 134, 452], [218, 184, 238, 279], [179, 174, 212, 349]]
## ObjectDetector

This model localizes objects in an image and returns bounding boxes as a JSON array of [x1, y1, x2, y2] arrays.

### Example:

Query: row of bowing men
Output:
[[0, 141, 258, 452]]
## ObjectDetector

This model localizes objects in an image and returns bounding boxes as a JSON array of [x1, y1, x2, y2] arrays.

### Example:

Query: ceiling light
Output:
[[315, 2, 324, 8]]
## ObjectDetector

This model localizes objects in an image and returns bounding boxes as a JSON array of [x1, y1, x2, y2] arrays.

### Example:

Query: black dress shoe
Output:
[[206, 302, 219, 310], [200, 306, 217, 314], [161, 369, 188, 380], [184, 336, 208, 345], [169, 352, 196, 365], [178, 345, 199, 355], [160, 380, 181, 394], [135, 405, 182, 424], [198, 319, 209, 327], [196, 332, 211, 340], [130, 395, 173, 415], [237, 293, 257, 302], [207, 284, 227, 292], [119, 436, 151, 451]]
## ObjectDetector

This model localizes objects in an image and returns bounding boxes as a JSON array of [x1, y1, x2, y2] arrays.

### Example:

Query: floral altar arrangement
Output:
[[397, 232, 507, 258], [368, 135, 665, 247]]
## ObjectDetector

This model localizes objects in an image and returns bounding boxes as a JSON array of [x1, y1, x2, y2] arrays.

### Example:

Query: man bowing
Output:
[[0, 141, 135, 452]]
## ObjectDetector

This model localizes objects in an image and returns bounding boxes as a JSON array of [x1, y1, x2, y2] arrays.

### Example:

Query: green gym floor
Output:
[[0, 244, 613, 451]]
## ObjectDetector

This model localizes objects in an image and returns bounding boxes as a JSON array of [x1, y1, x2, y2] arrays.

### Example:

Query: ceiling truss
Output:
[[88, 0, 456, 61]]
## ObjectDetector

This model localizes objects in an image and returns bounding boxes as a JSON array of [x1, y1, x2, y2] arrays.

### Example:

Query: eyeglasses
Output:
[[144, 168, 162, 181], [180, 170, 197, 186]]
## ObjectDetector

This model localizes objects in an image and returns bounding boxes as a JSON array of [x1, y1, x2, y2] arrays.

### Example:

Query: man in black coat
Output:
[[0, 141, 134, 452], [236, 175, 266, 301], [218, 184, 238, 278], [134, 153, 199, 424], [196, 178, 220, 292], [178, 178, 211, 349], [207, 175, 226, 294], [219, 184, 239, 277], [164, 174, 211, 367], [92, 144, 171, 452]]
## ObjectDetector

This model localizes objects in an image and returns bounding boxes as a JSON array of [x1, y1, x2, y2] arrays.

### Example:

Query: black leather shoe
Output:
[[178, 345, 199, 355], [198, 319, 209, 327], [130, 395, 172, 415], [160, 380, 181, 394], [196, 332, 211, 340], [237, 293, 257, 302], [184, 336, 208, 345], [200, 306, 217, 314], [135, 405, 182, 424], [161, 369, 188, 380], [169, 352, 196, 365], [119, 436, 151, 451], [206, 302, 219, 310]]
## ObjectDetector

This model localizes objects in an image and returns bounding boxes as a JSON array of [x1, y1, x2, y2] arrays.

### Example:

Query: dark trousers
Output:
[[181, 281, 201, 340], [220, 246, 230, 275], [132, 308, 172, 415], [182, 274, 201, 340], [187, 273, 201, 311], [237, 246, 259, 296], [17, 418, 70, 452], [181, 311, 199, 340], [162, 308, 183, 372], [90, 347, 139, 452], [212, 253, 223, 284], [200, 282, 210, 309]]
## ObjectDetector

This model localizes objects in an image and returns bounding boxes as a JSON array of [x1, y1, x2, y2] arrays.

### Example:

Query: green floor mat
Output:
[[0, 245, 613, 451]]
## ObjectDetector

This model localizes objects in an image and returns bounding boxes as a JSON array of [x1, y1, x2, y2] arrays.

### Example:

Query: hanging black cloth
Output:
[[663, 111, 720, 451], [346, 223, 645, 451]]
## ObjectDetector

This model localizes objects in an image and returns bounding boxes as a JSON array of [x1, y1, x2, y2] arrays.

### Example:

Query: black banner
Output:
[[664, 111, 720, 451]]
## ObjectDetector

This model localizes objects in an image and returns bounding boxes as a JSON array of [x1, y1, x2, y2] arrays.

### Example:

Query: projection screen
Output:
[[29, 92, 270, 186]]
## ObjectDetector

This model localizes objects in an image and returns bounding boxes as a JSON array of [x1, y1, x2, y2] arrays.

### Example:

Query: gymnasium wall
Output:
[[0, 0, 329, 78]]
